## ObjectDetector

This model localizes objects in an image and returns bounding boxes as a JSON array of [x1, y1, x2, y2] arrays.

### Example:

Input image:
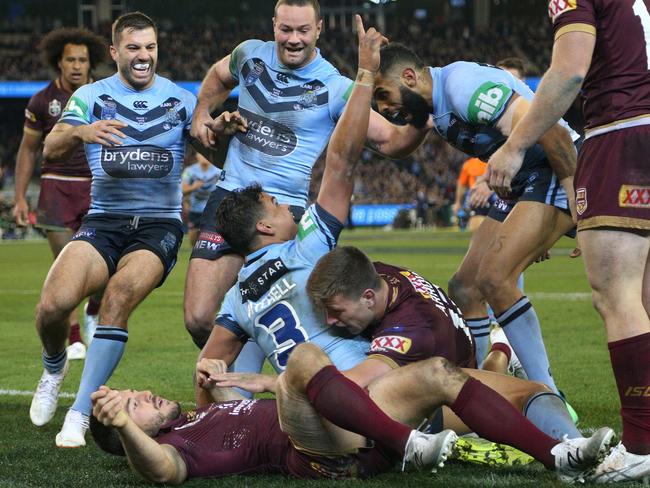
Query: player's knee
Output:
[[590, 287, 613, 319], [476, 267, 503, 301], [420, 356, 466, 393], [36, 294, 70, 327], [448, 274, 477, 310], [183, 306, 213, 342], [285, 343, 331, 389]]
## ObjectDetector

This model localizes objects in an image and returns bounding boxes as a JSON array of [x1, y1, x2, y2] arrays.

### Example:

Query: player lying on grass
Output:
[[91, 343, 613, 484]]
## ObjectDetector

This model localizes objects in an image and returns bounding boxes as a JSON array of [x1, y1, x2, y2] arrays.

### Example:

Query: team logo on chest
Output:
[[48, 99, 62, 116], [244, 60, 266, 86], [371, 335, 412, 354]]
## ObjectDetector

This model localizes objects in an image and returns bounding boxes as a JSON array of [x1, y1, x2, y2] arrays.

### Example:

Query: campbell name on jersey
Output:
[[217, 204, 368, 372], [60, 73, 196, 219], [222, 40, 353, 207]]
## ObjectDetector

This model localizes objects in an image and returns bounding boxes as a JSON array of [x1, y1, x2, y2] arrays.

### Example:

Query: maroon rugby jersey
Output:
[[550, 0, 650, 130], [24, 79, 90, 177], [363, 263, 475, 368], [155, 399, 291, 479]]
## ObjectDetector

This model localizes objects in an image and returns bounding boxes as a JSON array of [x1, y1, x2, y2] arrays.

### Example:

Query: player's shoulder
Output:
[[234, 39, 270, 58], [30, 80, 58, 101], [154, 75, 196, 100]]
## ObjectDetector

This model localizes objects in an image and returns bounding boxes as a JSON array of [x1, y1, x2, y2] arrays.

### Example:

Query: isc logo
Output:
[[625, 386, 650, 397], [474, 87, 505, 123]]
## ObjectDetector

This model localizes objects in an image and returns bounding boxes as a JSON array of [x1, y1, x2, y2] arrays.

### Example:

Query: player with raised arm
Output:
[[29, 12, 203, 448], [13, 28, 107, 360], [487, 0, 650, 481], [184, 0, 433, 351]]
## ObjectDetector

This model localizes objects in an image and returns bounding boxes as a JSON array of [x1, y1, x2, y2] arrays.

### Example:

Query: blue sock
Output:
[[497, 297, 559, 393], [42, 349, 67, 374], [466, 317, 491, 366], [71, 326, 128, 416], [228, 339, 266, 399], [524, 392, 581, 439]]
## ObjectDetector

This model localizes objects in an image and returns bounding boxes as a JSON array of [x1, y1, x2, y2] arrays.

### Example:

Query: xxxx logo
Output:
[[548, 0, 576, 21], [619, 185, 650, 208], [371, 335, 412, 354]]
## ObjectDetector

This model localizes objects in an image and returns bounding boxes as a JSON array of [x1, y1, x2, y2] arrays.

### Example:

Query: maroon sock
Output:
[[609, 332, 650, 454], [305, 365, 411, 454], [489, 342, 512, 362], [86, 297, 100, 316], [452, 377, 557, 468], [68, 323, 82, 344]]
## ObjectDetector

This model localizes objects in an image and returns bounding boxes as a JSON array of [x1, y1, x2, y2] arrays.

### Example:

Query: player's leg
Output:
[[477, 201, 573, 392], [31, 241, 108, 426], [184, 255, 243, 347], [581, 229, 650, 454], [448, 216, 501, 364]]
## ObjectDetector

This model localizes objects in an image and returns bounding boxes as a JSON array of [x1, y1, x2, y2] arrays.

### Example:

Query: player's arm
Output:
[[366, 111, 430, 159], [191, 55, 238, 147], [196, 324, 245, 406], [91, 386, 188, 485], [195, 358, 247, 402], [12, 130, 43, 226], [317, 15, 384, 223], [342, 358, 393, 389], [43, 120, 127, 163], [487, 31, 595, 194]]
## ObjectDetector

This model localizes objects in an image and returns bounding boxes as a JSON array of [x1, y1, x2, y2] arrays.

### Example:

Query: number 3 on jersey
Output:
[[255, 301, 308, 369]]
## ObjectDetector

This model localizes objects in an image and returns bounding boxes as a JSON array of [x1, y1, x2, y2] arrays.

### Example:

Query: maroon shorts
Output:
[[286, 445, 396, 479], [36, 177, 91, 232], [576, 125, 650, 231]]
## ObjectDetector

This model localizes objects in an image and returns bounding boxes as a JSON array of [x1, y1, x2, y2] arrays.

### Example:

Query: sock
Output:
[[228, 340, 267, 399], [71, 326, 128, 416], [86, 297, 100, 316], [306, 365, 411, 454], [451, 377, 557, 468], [466, 317, 491, 365], [524, 392, 581, 439], [489, 342, 512, 363], [68, 323, 82, 344], [497, 296, 559, 393], [42, 349, 67, 374], [609, 332, 650, 454]]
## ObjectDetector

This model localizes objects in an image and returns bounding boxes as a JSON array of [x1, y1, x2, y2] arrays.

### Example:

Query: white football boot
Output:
[[30, 360, 69, 426], [552, 427, 615, 483]]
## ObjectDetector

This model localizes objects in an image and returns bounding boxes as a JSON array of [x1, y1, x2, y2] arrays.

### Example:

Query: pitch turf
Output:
[[0, 229, 632, 486]]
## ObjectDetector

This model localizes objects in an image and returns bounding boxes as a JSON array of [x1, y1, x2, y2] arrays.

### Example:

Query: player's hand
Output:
[[208, 372, 277, 394], [78, 120, 127, 147], [91, 385, 129, 428], [204, 111, 248, 138], [570, 246, 581, 259], [355, 14, 388, 74], [12, 199, 29, 227], [191, 109, 217, 147], [534, 250, 551, 263], [469, 179, 494, 208], [486, 141, 525, 198], [195, 358, 229, 389]]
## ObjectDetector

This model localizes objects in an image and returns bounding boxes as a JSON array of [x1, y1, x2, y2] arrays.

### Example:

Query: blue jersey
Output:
[[217, 204, 369, 373], [60, 73, 196, 220], [182, 162, 221, 213], [429, 62, 577, 169], [220, 40, 353, 207]]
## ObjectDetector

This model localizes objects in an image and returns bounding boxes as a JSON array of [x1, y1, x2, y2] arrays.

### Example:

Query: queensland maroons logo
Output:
[[576, 188, 587, 215], [235, 108, 297, 156]]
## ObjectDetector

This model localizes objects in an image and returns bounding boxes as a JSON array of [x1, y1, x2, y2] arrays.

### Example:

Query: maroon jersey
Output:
[[364, 263, 475, 368], [156, 399, 291, 479], [24, 79, 90, 177], [550, 0, 650, 131]]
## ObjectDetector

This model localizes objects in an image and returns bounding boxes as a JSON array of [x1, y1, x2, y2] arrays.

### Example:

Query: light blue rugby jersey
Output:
[[217, 204, 369, 373], [221, 40, 353, 207], [428, 61, 577, 169], [60, 73, 196, 220], [182, 162, 221, 213]]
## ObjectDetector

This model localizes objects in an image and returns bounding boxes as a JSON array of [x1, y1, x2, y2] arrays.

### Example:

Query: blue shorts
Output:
[[190, 187, 305, 260], [71, 213, 184, 286]]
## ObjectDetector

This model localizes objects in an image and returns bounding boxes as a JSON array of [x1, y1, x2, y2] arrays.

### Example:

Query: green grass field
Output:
[[0, 229, 633, 487]]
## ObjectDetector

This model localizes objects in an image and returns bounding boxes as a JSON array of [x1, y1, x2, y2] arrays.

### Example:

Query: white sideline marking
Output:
[[0, 289, 592, 301], [0, 388, 193, 406]]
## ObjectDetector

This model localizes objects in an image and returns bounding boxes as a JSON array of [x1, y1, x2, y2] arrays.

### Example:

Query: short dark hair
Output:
[[496, 57, 526, 77], [215, 184, 265, 255], [89, 415, 125, 457], [37, 27, 107, 71], [112, 11, 157, 46], [307, 246, 382, 307], [378, 43, 426, 77], [274, 0, 321, 21]]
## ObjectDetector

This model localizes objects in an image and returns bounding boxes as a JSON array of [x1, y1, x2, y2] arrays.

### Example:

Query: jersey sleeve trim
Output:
[[366, 353, 400, 370], [23, 126, 42, 136], [215, 315, 248, 341], [314, 203, 344, 243], [554, 23, 596, 41], [58, 119, 86, 127]]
